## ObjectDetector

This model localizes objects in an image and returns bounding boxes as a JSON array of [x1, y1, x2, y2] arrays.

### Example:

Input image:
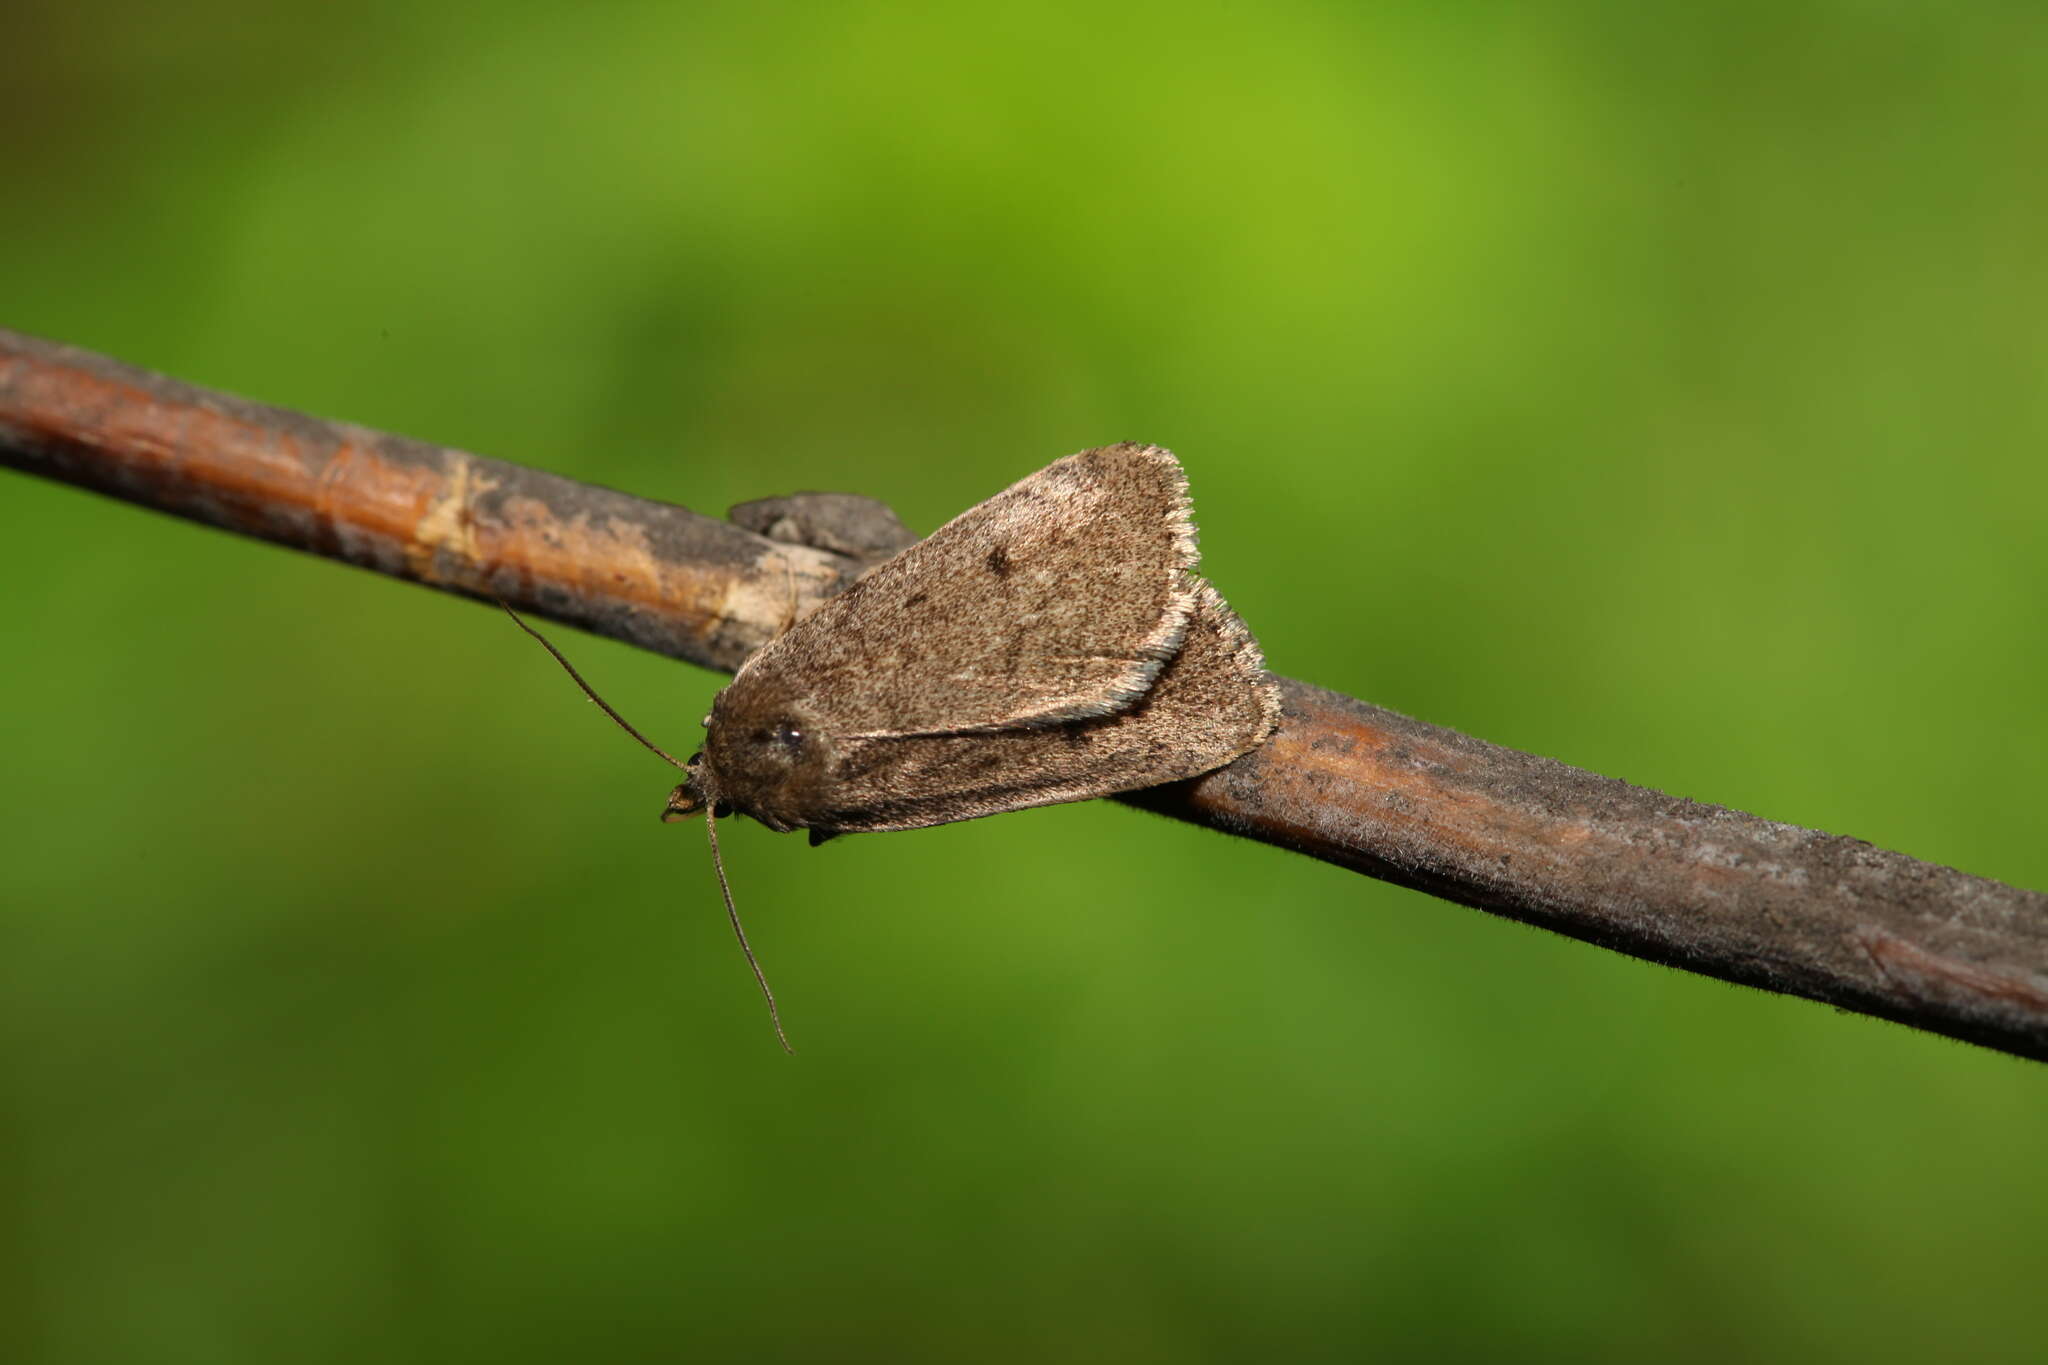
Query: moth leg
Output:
[[807, 828, 842, 848]]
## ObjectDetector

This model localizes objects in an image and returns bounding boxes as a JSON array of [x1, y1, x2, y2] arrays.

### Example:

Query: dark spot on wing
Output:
[[903, 590, 929, 608], [986, 543, 1012, 578]]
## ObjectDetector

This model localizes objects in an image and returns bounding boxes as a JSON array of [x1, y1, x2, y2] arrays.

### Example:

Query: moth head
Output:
[[698, 683, 834, 834]]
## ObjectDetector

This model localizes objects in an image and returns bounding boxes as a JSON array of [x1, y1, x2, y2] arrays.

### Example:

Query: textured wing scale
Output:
[[807, 582, 1281, 833], [721, 444, 1197, 739]]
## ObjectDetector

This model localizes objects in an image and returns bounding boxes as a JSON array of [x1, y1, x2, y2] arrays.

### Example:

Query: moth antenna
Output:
[[704, 805, 793, 1053], [498, 597, 786, 1050], [496, 597, 689, 771]]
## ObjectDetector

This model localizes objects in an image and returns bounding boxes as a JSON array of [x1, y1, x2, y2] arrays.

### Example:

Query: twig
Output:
[[0, 331, 854, 672], [5, 327, 2044, 1063]]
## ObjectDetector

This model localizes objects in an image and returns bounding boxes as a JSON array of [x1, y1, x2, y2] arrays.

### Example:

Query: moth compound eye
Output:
[[749, 722, 808, 760]]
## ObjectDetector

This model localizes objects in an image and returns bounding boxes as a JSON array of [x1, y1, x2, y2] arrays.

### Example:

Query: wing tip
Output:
[[1194, 579, 1284, 745], [1092, 440, 1198, 574], [1010, 442, 1200, 726]]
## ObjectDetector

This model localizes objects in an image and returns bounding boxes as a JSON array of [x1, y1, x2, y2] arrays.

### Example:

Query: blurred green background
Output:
[[4, 2, 2045, 1361]]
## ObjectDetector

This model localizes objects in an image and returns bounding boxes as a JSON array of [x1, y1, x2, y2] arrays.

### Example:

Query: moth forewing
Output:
[[719, 443, 1200, 743]]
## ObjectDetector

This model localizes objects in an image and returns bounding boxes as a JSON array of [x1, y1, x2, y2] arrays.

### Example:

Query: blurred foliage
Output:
[[3, 2, 2045, 1361]]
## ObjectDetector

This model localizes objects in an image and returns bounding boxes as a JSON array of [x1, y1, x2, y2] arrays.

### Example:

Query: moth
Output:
[[510, 443, 1279, 1048], [669, 441, 1279, 833]]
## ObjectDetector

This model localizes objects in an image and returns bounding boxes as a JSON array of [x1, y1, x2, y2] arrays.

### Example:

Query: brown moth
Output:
[[664, 442, 1280, 837], [509, 443, 1278, 1049]]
